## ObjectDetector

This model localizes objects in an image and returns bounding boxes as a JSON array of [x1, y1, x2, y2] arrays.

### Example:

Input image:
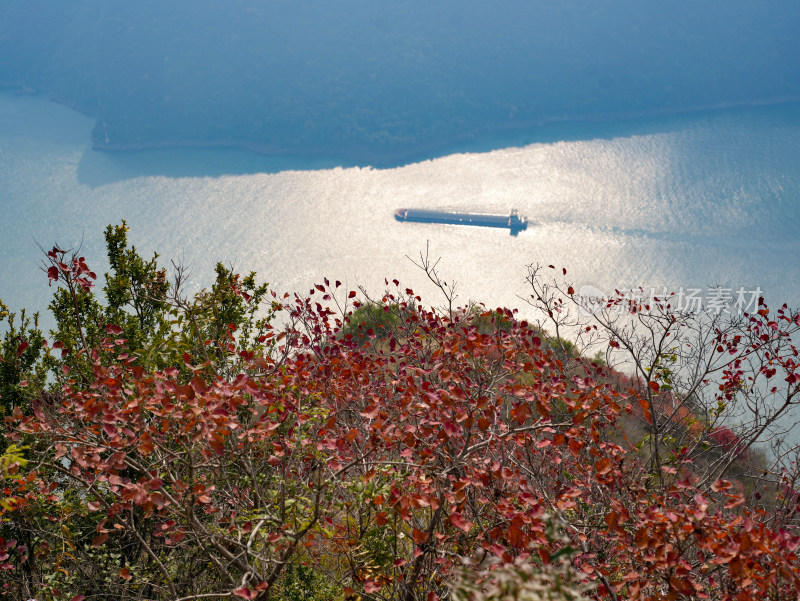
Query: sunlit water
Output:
[[2, 92, 800, 333]]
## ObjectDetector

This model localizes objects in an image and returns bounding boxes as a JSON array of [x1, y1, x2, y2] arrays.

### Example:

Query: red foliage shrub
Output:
[[1, 258, 799, 600]]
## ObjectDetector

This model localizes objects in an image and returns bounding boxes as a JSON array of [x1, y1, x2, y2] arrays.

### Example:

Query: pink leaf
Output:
[[47, 265, 59, 284], [359, 404, 380, 419], [449, 512, 474, 533], [92, 533, 109, 547], [232, 587, 257, 599]]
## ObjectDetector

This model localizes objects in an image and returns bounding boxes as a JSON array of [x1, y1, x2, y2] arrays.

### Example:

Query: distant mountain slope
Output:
[[2, 0, 799, 164]]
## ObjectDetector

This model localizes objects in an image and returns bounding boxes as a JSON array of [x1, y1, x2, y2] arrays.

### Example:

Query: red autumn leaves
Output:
[[3, 265, 800, 600]]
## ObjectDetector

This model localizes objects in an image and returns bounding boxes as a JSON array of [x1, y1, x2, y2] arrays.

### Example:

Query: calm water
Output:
[[2, 92, 800, 330]]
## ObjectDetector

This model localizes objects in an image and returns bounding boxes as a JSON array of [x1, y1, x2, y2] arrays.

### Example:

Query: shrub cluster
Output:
[[0, 225, 798, 600]]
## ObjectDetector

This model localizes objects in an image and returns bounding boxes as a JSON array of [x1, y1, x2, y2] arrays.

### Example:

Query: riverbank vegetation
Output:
[[0, 224, 799, 600], [2, 1, 799, 165]]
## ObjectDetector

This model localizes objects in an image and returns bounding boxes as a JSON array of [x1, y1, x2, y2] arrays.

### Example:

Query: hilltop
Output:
[[1, 224, 799, 599]]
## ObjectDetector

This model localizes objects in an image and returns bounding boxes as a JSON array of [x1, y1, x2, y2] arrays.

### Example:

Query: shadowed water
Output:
[[1, 93, 799, 334]]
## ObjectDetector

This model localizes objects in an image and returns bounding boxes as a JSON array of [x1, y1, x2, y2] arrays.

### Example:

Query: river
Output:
[[2, 92, 799, 331]]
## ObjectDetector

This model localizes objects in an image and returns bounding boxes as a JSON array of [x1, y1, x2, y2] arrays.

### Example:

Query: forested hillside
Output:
[[1, 225, 799, 599], [1, 0, 799, 163]]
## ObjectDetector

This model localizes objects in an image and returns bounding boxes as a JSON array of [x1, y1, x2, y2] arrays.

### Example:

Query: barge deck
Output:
[[394, 208, 528, 234]]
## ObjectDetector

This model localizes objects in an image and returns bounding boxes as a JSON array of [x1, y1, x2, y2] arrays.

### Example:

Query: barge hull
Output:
[[394, 208, 527, 233]]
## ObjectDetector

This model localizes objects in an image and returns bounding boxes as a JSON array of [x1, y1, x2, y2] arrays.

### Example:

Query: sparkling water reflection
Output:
[[1, 93, 799, 331]]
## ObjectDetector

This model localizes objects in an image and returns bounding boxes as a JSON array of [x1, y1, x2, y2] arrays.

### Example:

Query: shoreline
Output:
[[3, 82, 799, 168], [88, 96, 800, 168]]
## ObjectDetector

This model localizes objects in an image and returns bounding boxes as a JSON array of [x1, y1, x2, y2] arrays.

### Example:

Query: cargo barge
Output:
[[394, 208, 528, 235]]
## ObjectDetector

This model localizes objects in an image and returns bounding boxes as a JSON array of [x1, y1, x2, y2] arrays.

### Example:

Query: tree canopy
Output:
[[0, 225, 799, 600]]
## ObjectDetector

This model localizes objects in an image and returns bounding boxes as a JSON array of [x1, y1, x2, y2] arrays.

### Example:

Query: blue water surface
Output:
[[1, 93, 799, 332]]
